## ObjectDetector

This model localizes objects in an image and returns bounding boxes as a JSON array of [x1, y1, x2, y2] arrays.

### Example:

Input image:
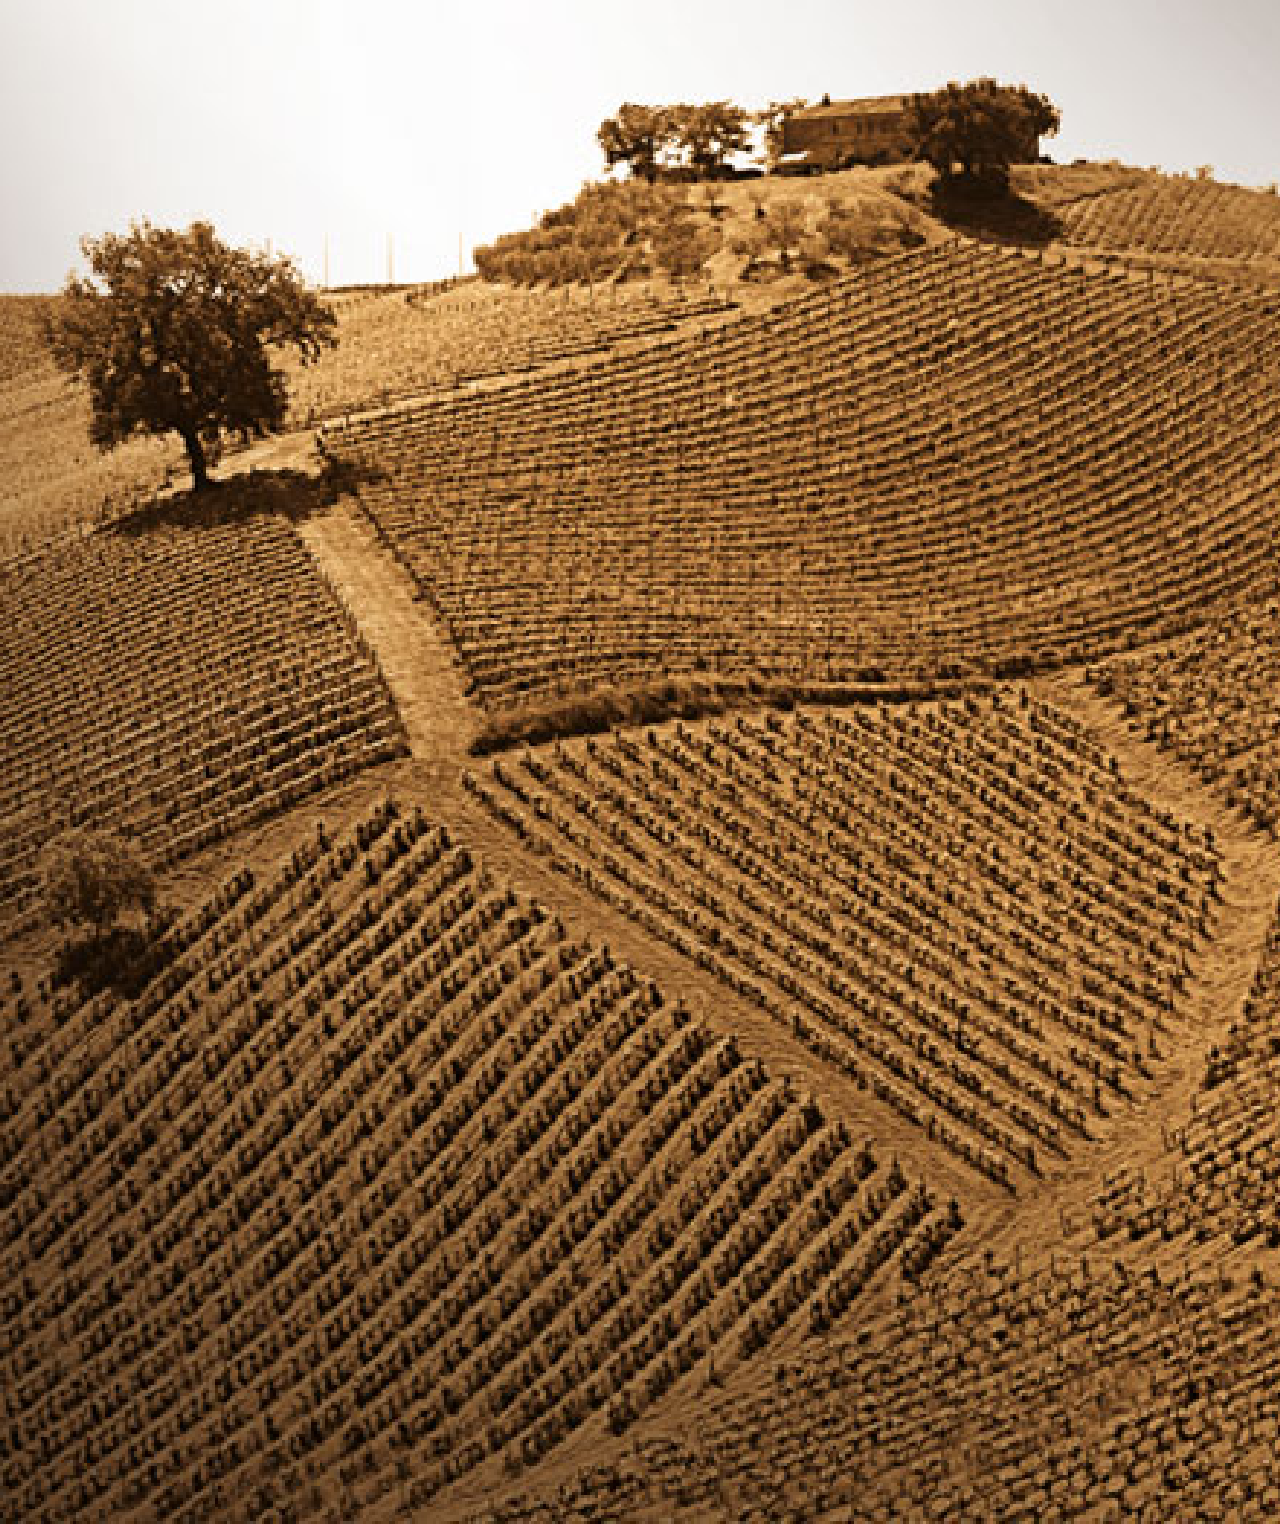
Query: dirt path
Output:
[[944, 670, 1280, 1279], [297, 501, 480, 777]]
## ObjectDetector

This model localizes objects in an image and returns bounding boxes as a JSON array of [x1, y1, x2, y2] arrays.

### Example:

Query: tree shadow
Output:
[[927, 176, 1064, 246], [107, 453, 387, 537], [51, 913, 179, 1000]]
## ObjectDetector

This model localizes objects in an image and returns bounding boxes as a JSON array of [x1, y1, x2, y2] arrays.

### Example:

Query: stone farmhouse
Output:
[[780, 96, 917, 171], [780, 92, 1041, 172]]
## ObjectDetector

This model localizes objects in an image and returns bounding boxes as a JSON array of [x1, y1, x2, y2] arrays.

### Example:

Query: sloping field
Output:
[[479, 1255, 1280, 1521], [461, 888, 1280, 1522], [0, 803, 953, 1520], [1060, 173, 1280, 270], [0, 295, 54, 385], [0, 295, 181, 555], [465, 696, 1221, 1194], [0, 496, 407, 933], [1095, 597, 1280, 830], [282, 280, 736, 427], [8, 167, 1280, 1522], [325, 239, 1280, 710], [1078, 894, 1280, 1255]]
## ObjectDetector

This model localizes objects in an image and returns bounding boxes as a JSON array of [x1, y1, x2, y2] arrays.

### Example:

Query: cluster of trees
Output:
[[474, 181, 725, 286], [597, 101, 804, 181], [599, 81, 1060, 189]]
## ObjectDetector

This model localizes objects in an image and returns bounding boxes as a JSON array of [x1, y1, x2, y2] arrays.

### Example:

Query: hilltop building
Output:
[[780, 96, 916, 171], [779, 92, 1042, 173]]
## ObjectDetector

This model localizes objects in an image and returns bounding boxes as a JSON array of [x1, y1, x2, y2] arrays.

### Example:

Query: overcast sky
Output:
[[2, 0, 1277, 291]]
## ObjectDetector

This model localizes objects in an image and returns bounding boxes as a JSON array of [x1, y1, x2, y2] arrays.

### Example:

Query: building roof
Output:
[[793, 95, 909, 120]]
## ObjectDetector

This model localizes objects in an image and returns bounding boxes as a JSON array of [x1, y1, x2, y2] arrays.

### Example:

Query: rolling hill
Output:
[[4, 160, 1280, 1522]]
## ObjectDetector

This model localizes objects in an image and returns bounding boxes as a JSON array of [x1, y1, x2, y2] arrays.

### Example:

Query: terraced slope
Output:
[[325, 240, 1280, 710], [0, 803, 953, 1520], [466, 695, 1222, 1194], [0, 501, 407, 932]]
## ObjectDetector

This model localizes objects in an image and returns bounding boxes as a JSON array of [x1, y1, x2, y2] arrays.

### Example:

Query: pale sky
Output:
[[2, 0, 1278, 292]]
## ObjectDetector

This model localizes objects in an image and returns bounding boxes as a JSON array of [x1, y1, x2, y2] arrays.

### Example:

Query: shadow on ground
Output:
[[51, 915, 178, 1000], [108, 454, 386, 536], [928, 177, 1064, 246]]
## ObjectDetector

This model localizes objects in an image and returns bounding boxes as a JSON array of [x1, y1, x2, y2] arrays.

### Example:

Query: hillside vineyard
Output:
[[10, 161, 1280, 1524], [466, 696, 1220, 1191], [1060, 174, 1280, 267], [0, 514, 407, 934], [1094, 597, 1280, 830], [0, 805, 952, 1519], [283, 282, 735, 428], [324, 240, 1280, 709]]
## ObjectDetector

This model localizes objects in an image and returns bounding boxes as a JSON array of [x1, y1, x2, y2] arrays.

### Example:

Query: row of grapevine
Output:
[[466, 693, 1220, 1190], [0, 508, 408, 932], [323, 239, 1280, 709], [0, 802, 952, 1521]]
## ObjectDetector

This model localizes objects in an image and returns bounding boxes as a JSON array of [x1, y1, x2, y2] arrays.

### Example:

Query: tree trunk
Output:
[[180, 426, 211, 492]]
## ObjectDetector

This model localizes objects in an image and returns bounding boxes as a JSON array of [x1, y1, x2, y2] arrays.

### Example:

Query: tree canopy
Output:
[[597, 101, 751, 181], [906, 79, 1060, 187], [46, 220, 337, 492], [597, 104, 672, 182], [39, 827, 155, 938]]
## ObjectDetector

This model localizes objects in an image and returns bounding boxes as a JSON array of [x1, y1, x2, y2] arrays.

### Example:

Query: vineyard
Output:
[[477, 1254, 1280, 1521], [324, 238, 1280, 711], [6, 159, 1280, 1521], [281, 280, 738, 428], [0, 497, 408, 935], [0, 803, 954, 1520], [1094, 596, 1280, 830], [465, 696, 1220, 1192], [1077, 894, 1280, 1259], [1059, 173, 1280, 271]]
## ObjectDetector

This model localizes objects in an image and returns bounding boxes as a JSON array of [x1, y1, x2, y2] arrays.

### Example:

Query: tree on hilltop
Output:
[[46, 220, 337, 493], [598, 104, 673, 182], [598, 101, 751, 181], [668, 102, 752, 177], [907, 79, 1060, 188]]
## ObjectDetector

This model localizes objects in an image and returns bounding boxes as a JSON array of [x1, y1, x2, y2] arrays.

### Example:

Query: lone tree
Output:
[[39, 827, 155, 941], [906, 79, 1060, 189], [46, 220, 337, 493]]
